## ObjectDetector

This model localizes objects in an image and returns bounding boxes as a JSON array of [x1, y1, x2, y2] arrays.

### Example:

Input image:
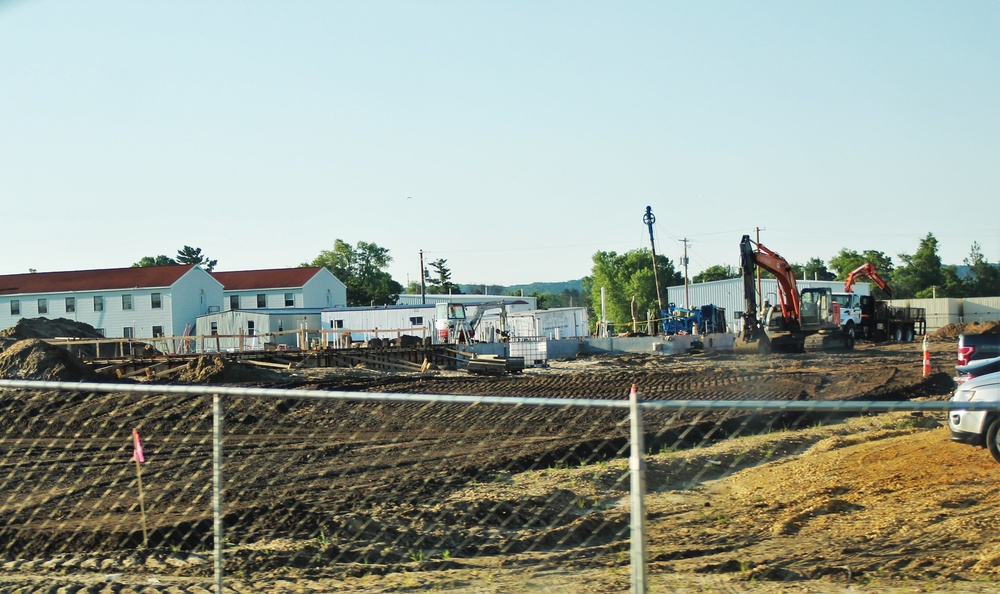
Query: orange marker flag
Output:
[[132, 429, 145, 463]]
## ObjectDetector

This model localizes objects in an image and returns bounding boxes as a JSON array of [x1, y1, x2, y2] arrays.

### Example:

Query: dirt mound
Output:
[[176, 355, 284, 384], [932, 320, 1000, 340], [0, 338, 97, 381], [0, 317, 104, 341]]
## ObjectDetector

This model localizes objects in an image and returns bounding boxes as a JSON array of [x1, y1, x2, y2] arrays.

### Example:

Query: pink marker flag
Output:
[[132, 429, 145, 463]]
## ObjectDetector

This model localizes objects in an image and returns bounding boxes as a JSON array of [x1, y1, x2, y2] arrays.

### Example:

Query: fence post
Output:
[[629, 384, 648, 593], [213, 393, 224, 593]]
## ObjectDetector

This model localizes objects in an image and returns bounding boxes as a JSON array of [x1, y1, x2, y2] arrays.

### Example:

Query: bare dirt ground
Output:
[[0, 319, 995, 593]]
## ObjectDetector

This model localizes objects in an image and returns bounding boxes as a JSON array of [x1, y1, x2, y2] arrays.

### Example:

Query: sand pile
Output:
[[0, 318, 103, 381], [0, 317, 104, 341], [176, 355, 283, 384], [0, 338, 97, 381], [932, 320, 1000, 340]]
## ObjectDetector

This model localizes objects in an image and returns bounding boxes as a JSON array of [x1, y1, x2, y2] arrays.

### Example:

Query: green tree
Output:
[[176, 246, 217, 272], [692, 264, 738, 283], [132, 255, 178, 268], [426, 259, 461, 295], [893, 233, 944, 298], [939, 265, 966, 298], [828, 249, 895, 298], [304, 239, 403, 306], [829, 249, 894, 279], [588, 248, 682, 330], [963, 242, 1000, 297], [790, 258, 835, 281]]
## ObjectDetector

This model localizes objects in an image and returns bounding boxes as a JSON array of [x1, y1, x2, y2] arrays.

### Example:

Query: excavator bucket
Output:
[[734, 333, 771, 355]]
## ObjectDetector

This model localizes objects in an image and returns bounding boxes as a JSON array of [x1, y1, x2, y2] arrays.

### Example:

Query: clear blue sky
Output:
[[2, 0, 997, 286]]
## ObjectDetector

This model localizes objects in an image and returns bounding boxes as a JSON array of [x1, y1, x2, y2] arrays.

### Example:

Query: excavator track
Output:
[[804, 331, 855, 353]]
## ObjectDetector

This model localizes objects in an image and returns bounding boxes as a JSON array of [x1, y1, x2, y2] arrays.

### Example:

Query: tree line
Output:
[[685, 233, 999, 300], [582, 232, 1000, 331], [133, 232, 998, 328]]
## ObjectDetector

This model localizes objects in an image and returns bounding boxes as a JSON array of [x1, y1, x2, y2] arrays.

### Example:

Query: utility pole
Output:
[[419, 250, 426, 305], [642, 206, 664, 311], [681, 238, 690, 309]]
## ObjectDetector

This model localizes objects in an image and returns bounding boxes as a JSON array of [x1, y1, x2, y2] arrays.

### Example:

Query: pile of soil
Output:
[[0, 338, 97, 381], [0, 317, 104, 341], [932, 320, 1000, 340], [0, 318, 103, 382], [176, 355, 284, 384]]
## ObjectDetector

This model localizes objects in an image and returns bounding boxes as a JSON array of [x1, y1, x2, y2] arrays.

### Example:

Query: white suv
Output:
[[949, 370, 1000, 463]]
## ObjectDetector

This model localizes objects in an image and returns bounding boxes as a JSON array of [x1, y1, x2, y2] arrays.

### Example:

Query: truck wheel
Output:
[[987, 417, 1000, 464], [893, 327, 903, 342], [844, 321, 856, 340], [904, 327, 914, 342]]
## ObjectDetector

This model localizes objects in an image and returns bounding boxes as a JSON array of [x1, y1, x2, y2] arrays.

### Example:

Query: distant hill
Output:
[[459, 279, 584, 296]]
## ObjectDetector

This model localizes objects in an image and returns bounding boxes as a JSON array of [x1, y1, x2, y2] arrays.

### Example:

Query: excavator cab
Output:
[[800, 288, 842, 331]]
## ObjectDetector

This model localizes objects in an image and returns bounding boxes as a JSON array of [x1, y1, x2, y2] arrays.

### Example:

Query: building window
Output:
[[333, 319, 344, 329], [284, 292, 294, 307], [37, 298, 48, 315], [65, 297, 75, 313], [409, 316, 424, 325], [247, 321, 256, 336], [151, 293, 162, 309], [210, 322, 218, 335], [152, 326, 164, 337], [94, 296, 104, 312], [95, 328, 105, 337], [230, 295, 240, 310], [122, 294, 133, 311], [10, 300, 20, 315], [256, 294, 266, 308], [123, 327, 134, 339]]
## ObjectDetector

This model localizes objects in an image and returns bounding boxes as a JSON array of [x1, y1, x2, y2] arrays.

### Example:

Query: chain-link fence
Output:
[[0, 378, 992, 593]]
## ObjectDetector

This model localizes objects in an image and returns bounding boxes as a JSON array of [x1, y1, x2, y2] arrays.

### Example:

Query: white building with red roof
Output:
[[211, 267, 346, 310], [0, 265, 223, 339]]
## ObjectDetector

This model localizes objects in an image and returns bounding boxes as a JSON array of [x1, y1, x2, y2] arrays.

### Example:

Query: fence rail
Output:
[[0, 378, 990, 593]]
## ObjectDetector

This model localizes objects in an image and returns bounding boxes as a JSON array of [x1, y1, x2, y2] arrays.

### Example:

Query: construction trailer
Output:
[[476, 307, 590, 341], [320, 304, 439, 344], [195, 308, 325, 351], [319, 300, 538, 345]]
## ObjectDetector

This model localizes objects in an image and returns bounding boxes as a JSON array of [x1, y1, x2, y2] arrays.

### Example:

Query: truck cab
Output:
[[832, 292, 863, 338]]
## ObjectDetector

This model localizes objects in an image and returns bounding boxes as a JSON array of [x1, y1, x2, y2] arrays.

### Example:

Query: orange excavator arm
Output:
[[751, 242, 802, 325], [844, 263, 893, 298], [739, 235, 801, 333]]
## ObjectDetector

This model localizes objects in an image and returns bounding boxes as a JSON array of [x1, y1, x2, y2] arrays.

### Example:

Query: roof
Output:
[[197, 308, 327, 319], [211, 268, 328, 291], [0, 265, 198, 296]]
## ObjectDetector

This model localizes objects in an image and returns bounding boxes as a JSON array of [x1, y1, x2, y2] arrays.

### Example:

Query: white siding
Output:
[[321, 306, 438, 342], [478, 308, 590, 340], [1, 288, 178, 339], [226, 291, 286, 310], [303, 269, 347, 307], [196, 310, 322, 350], [964, 298, 1000, 323], [169, 268, 224, 337]]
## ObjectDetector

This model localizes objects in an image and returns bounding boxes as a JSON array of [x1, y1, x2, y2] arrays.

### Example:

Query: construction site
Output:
[[1, 313, 1000, 593]]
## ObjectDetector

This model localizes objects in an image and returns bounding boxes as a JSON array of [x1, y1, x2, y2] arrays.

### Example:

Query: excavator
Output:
[[736, 235, 854, 354], [844, 262, 893, 298]]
